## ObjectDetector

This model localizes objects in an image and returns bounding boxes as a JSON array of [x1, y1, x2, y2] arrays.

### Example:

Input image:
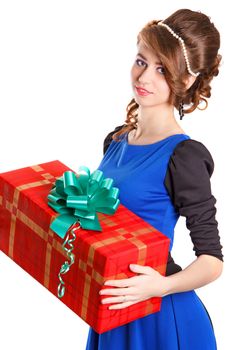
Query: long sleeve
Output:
[[164, 139, 223, 262]]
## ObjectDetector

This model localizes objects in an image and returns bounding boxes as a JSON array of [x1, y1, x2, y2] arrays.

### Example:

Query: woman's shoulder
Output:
[[173, 138, 214, 155], [103, 124, 125, 154], [164, 137, 216, 213], [171, 138, 214, 167], [170, 138, 215, 175]]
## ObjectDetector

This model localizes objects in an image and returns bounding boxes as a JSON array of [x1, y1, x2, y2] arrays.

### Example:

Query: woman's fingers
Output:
[[99, 286, 136, 296], [103, 275, 140, 287], [101, 294, 137, 304]]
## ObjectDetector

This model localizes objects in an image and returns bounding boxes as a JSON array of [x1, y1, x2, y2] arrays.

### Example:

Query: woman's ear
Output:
[[184, 75, 197, 90]]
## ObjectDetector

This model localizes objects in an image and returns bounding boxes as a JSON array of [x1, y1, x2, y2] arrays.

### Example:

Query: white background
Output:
[[0, 1, 233, 349]]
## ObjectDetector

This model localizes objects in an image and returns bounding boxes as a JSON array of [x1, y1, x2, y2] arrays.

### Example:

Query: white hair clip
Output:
[[158, 21, 200, 77]]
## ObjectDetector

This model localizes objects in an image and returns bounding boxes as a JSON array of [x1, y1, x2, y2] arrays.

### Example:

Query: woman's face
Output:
[[130, 41, 171, 109]]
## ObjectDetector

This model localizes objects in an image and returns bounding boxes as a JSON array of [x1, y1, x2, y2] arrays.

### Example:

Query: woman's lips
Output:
[[135, 86, 153, 96]]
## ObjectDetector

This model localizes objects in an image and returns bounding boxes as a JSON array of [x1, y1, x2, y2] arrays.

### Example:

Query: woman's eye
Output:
[[135, 58, 146, 67], [135, 59, 165, 75], [157, 67, 165, 74]]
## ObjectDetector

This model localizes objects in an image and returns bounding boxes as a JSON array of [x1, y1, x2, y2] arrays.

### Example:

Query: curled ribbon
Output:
[[57, 224, 80, 298], [48, 166, 120, 297]]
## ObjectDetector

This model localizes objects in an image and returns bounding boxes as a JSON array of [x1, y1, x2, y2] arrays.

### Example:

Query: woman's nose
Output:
[[137, 66, 153, 84]]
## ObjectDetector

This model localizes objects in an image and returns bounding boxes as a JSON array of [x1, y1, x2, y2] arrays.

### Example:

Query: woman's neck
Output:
[[132, 106, 184, 140]]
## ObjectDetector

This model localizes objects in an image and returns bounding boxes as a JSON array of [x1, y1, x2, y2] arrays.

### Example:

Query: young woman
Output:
[[85, 8, 223, 350]]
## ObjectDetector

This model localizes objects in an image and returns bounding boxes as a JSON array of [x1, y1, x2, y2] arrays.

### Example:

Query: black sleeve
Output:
[[103, 124, 125, 155], [163, 139, 223, 262]]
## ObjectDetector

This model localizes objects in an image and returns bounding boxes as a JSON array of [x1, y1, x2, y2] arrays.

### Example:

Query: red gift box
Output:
[[0, 160, 170, 334]]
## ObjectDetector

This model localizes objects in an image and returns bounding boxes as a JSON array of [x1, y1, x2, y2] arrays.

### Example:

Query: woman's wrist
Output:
[[161, 275, 175, 297]]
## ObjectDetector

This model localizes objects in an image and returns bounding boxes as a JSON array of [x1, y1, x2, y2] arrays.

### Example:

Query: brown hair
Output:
[[112, 8, 222, 142]]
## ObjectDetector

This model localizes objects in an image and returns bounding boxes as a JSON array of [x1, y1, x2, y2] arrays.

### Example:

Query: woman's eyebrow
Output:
[[136, 52, 162, 65]]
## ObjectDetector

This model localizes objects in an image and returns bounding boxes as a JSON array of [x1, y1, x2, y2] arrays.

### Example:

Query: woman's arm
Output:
[[99, 255, 223, 310], [163, 139, 224, 294], [100, 256, 223, 310], [163, 254, 223, 296]]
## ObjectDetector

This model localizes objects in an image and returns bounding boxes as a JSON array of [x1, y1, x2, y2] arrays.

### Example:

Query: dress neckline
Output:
[[125, 132, 189, 147]]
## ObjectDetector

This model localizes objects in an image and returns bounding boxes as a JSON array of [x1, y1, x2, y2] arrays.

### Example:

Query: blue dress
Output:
[[85, 131, 219, 350]]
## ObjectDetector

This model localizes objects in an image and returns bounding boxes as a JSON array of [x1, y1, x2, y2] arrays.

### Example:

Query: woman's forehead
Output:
[[137, 42, 161, 63]]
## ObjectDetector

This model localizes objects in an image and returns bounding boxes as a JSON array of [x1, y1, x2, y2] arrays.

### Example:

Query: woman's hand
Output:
[[99, 264, 170, 310]]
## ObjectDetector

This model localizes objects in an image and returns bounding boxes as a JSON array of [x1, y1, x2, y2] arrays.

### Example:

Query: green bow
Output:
[[48, 166, 120, 239]]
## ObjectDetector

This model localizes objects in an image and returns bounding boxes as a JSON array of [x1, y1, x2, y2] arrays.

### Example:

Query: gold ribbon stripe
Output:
[[8, 179, 55, 259], [31, 165, 45, 172]]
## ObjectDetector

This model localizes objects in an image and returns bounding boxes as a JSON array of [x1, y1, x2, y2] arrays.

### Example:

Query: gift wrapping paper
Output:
[[0, 160, 170, 333]]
